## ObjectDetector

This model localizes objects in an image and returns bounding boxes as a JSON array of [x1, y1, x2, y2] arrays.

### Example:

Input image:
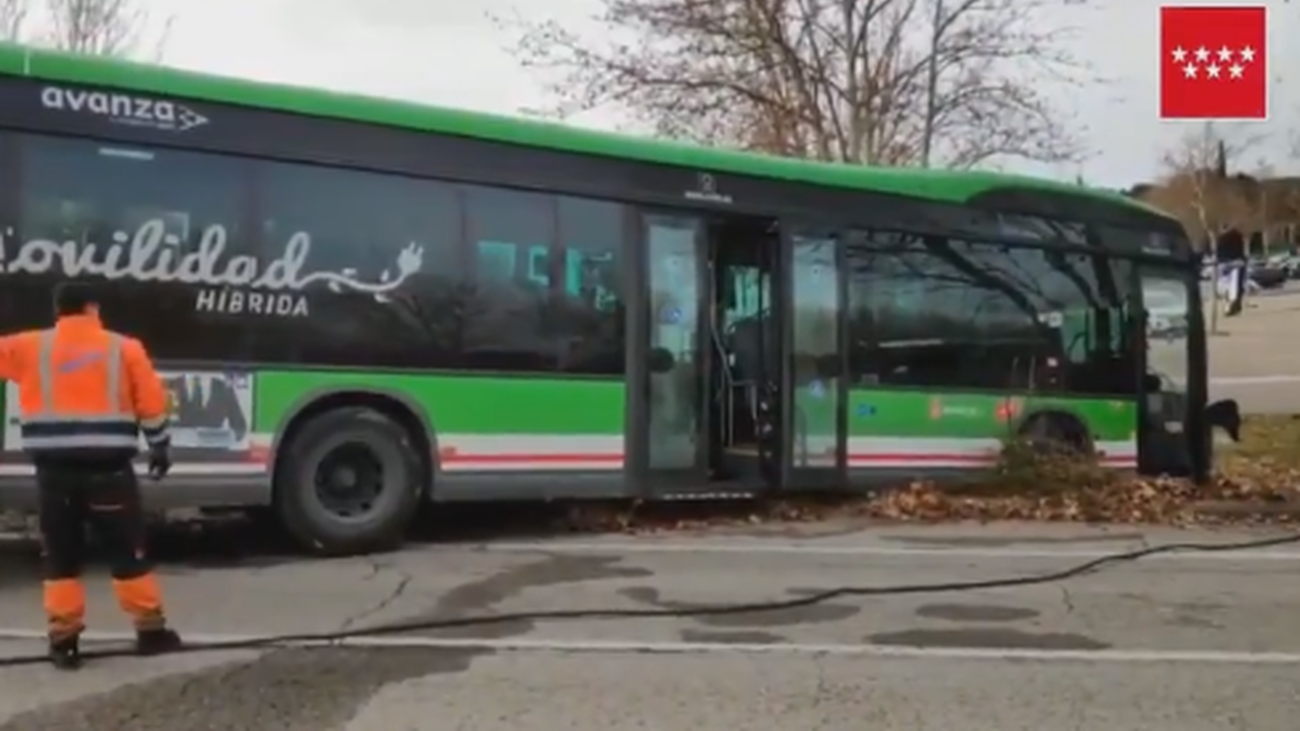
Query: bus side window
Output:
[[568, 249, 616, 310], [553, 196, 627, 374], [527, 245, 550, 289], [477, 241, 518, 283], [17, 134, 249, 361], [458, 189, 626, 376]]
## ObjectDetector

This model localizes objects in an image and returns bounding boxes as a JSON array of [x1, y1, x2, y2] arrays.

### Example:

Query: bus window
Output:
[[723, 266, 762, 330], [526, 246, 550, 288], [477, 241, 518, 283]]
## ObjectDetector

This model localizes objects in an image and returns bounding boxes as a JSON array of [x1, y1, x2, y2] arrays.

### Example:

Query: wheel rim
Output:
[[313, 442, 385, 519]]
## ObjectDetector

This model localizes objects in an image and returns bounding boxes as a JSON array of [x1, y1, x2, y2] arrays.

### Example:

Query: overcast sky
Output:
[[137, 0, 1300, 189]]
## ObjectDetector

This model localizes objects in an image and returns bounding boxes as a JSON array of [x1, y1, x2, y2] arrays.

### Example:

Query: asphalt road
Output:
[[1204, 285, 1300, 412], [0, 522, 1297, 730], [1210, 377, 1300, 414]]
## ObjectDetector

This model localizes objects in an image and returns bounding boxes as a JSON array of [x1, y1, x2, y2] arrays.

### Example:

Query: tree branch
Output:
[[498, 0, 1098, 167], [42, 0, 172, 58]]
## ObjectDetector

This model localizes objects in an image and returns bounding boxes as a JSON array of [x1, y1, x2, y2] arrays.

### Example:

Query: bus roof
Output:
[[0, 42, 1170, 222]]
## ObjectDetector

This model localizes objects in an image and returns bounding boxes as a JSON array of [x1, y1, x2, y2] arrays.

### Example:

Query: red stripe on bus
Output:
[[242, 447, 1134, 466], [438, 452, 1136, 464], [848, 453, 990, 463], [441, 453, 624, 464], [848, 453, 1134, 463]]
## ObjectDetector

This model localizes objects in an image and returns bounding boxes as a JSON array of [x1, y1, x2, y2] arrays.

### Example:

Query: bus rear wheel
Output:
[[274, 407, 422, 556]]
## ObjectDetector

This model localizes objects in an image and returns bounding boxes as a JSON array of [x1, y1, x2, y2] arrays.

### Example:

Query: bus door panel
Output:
[[1134, 264, 1206, 478], [777, 226, 848, 490], [628, 213, 714, 493]]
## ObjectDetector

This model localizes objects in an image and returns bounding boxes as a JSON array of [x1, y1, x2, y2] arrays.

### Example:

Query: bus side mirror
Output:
[[647, 347, 676, 374], [1142, 374, 1162, 392], [1205, 399, 1241, 442]]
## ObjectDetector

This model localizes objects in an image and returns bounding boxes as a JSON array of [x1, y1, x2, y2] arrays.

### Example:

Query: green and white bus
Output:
[[0, 44, 1233, 554]]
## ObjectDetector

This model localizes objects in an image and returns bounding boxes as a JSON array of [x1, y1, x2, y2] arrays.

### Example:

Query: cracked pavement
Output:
[[335, 556, 415, 635], [0, 522, 1297, 729]]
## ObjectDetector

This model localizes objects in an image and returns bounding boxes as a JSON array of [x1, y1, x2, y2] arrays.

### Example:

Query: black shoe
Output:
[[48, 636, 82, 670], [135, 627, 182, 656]]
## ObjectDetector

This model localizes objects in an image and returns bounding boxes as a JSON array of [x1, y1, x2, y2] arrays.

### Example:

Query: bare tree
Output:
[[498, 0, 1096, 167], [1146, 123, 1263, 332], [1149, 125, 1258, 244], [1244, 164, 1300, 255], [43, 0, 170, 58], [0, 0, 27, 41]]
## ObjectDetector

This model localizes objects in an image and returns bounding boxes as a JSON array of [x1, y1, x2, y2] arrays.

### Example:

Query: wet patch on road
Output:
[[880, 531, 1146, 549], [618, 586, 860, 628], [0, 647, 486, 731], [1171, 600, 1229, 613], [0, 554, 654, 729], [0, 542, 40, 592], [1164, 600, 1228, 630], [680, 628, 786, 644], [1116, 594, 1229, 630], [915, 603, 1041, 622], [1, 519, 301, 579], [418, 554, 653, 639], [1167, 613, 1223, 629], [148, 518, 302, 571], [867, 628, 1111, 651]]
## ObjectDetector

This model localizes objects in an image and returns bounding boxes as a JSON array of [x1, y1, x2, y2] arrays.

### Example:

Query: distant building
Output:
[[1125, 173, 1300, 255]]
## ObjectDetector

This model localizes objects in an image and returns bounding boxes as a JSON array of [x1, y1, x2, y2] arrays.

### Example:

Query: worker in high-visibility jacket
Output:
[[0, 282, 182, 670]]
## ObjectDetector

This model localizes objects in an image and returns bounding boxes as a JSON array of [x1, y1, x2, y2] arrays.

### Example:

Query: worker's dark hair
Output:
[[53, 281, 101, 316]]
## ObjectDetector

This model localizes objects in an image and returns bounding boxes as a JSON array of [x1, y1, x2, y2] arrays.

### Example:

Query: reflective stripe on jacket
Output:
[[0, 315, 172, 457]]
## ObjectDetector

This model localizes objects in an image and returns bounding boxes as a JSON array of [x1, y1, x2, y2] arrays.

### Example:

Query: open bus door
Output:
[[630, 211, 806, 496], [628, 213, 715, 493], [1135, 263, 1232, 482], [774, 226, 848, 490], [1188, 269, 1240, 482]]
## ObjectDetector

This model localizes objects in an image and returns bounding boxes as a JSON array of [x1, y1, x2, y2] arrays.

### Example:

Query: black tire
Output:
[[274, 407, 423, 556]]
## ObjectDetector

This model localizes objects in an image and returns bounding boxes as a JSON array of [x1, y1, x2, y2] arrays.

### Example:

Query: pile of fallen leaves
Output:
[[563, 415, 1300, 534], [866, 439, 1299, 526]]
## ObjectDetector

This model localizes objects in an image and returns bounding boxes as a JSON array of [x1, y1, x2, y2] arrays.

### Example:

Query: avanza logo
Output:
[[40, 86, 208, 132]]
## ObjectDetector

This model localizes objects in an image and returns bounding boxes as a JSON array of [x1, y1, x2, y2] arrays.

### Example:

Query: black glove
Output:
[[147, 442, 172, 480]]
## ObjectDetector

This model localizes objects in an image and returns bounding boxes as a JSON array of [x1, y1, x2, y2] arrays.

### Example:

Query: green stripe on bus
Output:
[[254, 371, 625, 435], [253, 371, 1131, 444]]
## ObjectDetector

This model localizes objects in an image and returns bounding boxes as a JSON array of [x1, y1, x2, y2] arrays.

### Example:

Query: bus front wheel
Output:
[[274, 406, 422, 556], [1017, 412, 1091, 456]]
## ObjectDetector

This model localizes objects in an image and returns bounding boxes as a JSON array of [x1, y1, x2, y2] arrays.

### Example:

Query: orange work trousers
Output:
[[35, 459, 167, 641]]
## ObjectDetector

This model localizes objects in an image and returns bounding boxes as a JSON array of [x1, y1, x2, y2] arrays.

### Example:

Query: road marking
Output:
[[1, 629, 1299, 664], [1211, 375, 1300, 385], [481, 541, 1300, 561]]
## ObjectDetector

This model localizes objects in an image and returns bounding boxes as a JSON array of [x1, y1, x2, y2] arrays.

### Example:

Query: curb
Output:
[[1189, 500, 1300, 518]]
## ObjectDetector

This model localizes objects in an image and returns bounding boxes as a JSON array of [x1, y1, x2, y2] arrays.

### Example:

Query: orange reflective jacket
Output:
[[0, 314, 171, 456]]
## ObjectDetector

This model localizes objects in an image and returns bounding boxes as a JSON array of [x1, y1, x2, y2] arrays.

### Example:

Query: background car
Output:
[[1249, 264, 1287, 289], [1144, 288, 1188, 340]]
